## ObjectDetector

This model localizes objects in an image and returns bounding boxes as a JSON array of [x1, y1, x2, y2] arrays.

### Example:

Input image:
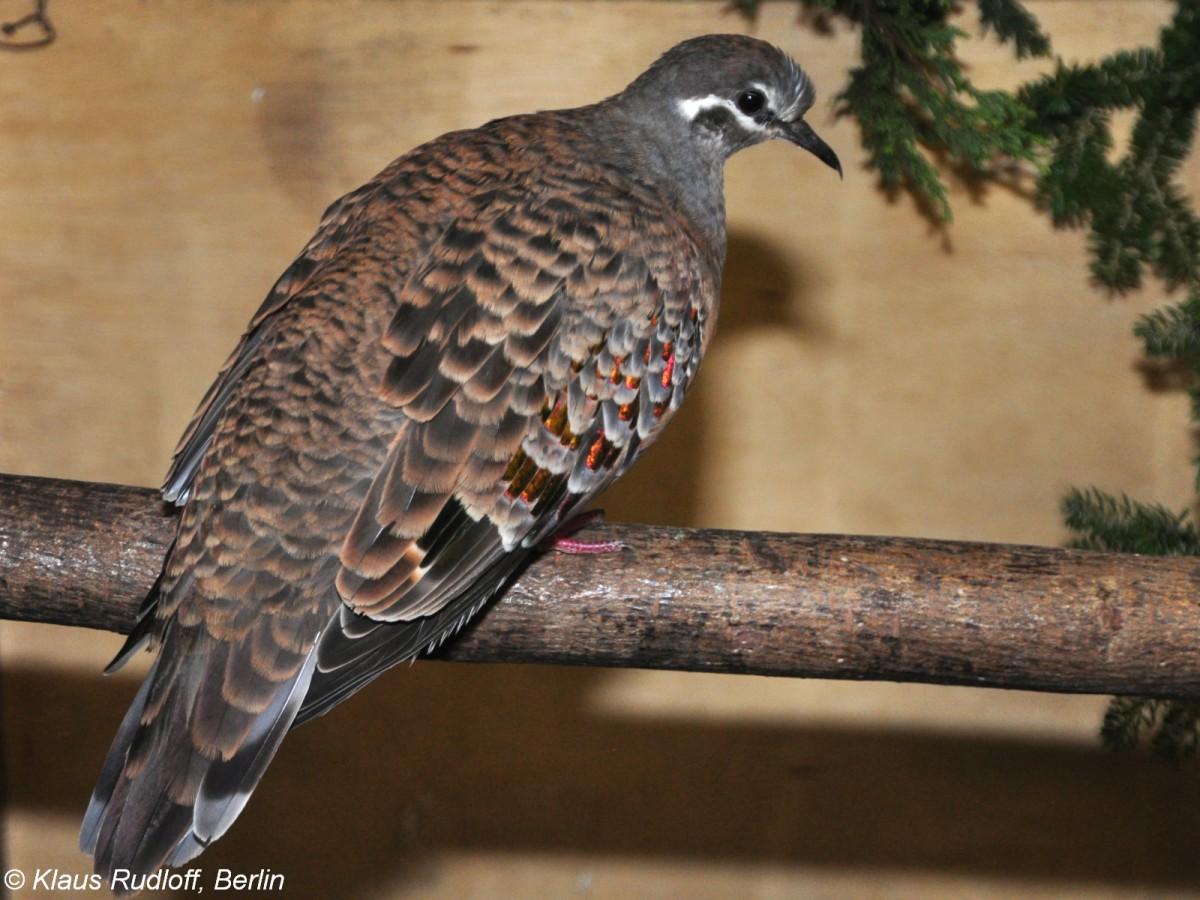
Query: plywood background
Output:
[[1, 1, 1197, 897]]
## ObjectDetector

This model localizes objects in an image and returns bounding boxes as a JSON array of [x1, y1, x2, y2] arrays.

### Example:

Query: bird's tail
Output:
[[80, 626, 316, 895]]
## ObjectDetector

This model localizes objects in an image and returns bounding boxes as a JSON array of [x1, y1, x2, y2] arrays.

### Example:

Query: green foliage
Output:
[[1134, 287, 1200, 360], [1060, 487, 1200, 556], [976, 0, 1049, 59], [1019, 6, 1200, 294], [834, 1, 1048, 222], [1101, 698, 1161, 753], [1101, 697, 1200, 760]]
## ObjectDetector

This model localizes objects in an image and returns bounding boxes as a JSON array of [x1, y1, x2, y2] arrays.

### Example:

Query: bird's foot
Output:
[[542, 510, 627, 554]]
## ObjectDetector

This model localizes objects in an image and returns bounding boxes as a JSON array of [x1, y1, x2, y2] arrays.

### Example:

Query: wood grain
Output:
[[2, 472, 1196, 698]]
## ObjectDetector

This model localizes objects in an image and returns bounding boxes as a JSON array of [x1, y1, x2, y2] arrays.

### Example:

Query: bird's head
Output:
[[623, 33, 842, 176]]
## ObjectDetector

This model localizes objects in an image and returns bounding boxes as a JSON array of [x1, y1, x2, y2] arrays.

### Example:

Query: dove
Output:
[[82, 33, 840, 887]]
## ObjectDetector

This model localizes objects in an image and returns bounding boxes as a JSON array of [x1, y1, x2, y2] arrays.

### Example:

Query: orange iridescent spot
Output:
[[585, 432, 609, 470], [505, 456, 540, 498], [618, 399, 638, 422], [545, 399, 578, 449], [501, 448, 527, 483], [544, 400, 568, 436], [624, 375, 640, 390], [521, 468, 551, 503]]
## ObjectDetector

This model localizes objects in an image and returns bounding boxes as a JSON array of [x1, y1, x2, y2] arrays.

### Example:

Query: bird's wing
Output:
[[302, 172, 715, 719], [163, 184, 378, 505], [104, 183, 380, 670]]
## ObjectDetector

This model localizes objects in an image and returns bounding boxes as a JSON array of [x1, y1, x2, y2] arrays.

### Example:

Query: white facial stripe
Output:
[[675, 94, 764, 131]]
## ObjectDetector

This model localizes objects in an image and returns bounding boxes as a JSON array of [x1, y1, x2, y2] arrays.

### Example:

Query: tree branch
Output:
[[1, 472, 1197, 698]]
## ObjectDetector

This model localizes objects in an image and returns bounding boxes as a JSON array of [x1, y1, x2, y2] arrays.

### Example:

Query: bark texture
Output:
[[2, 473, 1197, 698]]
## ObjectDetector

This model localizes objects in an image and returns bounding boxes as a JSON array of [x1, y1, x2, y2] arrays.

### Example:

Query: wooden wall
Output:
[[2, 1, 1196, 897]]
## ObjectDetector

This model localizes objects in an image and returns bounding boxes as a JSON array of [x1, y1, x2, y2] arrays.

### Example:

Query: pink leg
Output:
[[552, 535, 628, 554], [542, 510, 627, 554]]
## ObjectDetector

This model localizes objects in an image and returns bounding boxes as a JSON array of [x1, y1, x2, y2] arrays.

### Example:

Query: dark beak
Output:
[[782, 119, 842, 179]]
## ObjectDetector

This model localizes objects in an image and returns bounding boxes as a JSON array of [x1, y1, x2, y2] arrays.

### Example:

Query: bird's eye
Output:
[[736, 90, 767, 116]]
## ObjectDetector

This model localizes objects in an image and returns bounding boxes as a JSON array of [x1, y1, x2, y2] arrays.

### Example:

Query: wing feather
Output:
[[164, 186, 380, 504]]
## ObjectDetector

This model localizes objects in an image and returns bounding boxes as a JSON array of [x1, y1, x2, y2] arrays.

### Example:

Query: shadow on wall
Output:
[[7, 661, 1199, 897]]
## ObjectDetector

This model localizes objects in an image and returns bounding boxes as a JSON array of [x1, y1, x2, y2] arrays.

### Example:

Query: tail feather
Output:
[[192, 649, 316, 843], [81, 631, 317, 892], [80, 660, 159, 856]]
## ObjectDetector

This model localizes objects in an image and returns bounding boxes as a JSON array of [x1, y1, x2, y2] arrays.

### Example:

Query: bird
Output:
[[80, 33, 841, 888]]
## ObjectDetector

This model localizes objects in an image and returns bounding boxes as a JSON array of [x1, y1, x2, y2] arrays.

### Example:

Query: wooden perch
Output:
[[1, 472, 1197, 699]]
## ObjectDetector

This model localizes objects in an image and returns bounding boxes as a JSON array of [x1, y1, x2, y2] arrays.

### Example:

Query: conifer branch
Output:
[[976, 0, 1050, 59], [1060, 487, 1200, 557]]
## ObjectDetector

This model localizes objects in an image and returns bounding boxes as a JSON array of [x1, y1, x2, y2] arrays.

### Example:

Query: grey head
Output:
[[614, 33, 842, 175]]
